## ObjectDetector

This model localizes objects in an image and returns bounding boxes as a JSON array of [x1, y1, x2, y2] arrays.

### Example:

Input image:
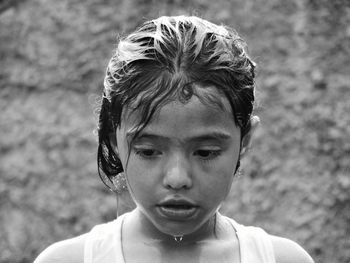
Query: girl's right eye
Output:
[[134, 148, 162, 158]]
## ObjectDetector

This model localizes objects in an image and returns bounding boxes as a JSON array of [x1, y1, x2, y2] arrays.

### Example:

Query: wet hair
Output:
[[97, 15, 256, 190]]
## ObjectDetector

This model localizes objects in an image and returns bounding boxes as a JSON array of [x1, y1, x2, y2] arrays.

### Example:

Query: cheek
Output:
[[124, 158, 156, 199], [209, 173, 234, 200], [199, 155, 238, 200]]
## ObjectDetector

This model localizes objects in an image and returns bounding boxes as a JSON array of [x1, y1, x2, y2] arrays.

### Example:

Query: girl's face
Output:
[[115, 88, 242, 238]]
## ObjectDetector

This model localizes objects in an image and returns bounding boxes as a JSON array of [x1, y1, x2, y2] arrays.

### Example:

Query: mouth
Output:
[[157, 199, 199, 220]]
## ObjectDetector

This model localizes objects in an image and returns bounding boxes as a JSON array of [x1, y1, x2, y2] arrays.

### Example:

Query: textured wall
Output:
[[1, 0, 349, 262]]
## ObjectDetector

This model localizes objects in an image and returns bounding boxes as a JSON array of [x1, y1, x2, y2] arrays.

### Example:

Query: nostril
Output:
[[163, 172, 192, 190], [165, 182, 191, 190]]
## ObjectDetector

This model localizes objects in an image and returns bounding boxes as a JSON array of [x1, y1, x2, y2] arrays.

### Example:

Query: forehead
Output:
[[152, 95, 232, 126], [120, 87, 239, 141], [123, 84, 233, 121]]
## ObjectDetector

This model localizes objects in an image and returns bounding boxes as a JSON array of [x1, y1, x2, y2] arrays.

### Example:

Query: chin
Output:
[[156, 222, 198, 237], [154, 214, 209, 237]]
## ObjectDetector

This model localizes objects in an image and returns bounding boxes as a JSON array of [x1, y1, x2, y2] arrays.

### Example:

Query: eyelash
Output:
[[134, 148, 162, 159], [133, 147, 222, 161], [193, 149, 221, 161]]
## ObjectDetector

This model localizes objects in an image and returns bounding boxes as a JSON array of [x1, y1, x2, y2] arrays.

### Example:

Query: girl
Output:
[[35, 16, 314, 263]]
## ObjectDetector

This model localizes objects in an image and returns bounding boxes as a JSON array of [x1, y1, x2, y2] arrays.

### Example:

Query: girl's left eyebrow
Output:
[[188, 132, 232, 142]]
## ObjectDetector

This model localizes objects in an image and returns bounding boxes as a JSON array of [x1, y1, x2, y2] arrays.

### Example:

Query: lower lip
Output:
[[157, 206, 198, 220]]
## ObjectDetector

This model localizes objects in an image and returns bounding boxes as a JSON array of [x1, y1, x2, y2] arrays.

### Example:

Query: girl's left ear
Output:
[[240, 116, 260, 158]]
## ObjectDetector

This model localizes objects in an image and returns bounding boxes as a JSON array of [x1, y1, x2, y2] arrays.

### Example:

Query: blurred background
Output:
[[0, 0, 349, 262]]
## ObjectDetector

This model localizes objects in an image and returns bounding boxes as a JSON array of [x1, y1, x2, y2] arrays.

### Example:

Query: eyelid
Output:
[[133, 145, 162, 158], [132, 145, 160, 151], [197, 144, 221, 148], [193, 148, 222, 160], [195, 145, 222, 151]]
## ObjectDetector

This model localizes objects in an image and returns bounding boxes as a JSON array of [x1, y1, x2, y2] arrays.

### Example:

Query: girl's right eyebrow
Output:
[[128, 132, 168, 143]]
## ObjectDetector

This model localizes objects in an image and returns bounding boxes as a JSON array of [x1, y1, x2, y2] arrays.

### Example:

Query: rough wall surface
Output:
[[0, 0, 349, 262]]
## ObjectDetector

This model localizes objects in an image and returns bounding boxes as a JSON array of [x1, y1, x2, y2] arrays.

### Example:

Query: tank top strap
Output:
[[84, 213, 127, 263], [227, 218, 276, 263]]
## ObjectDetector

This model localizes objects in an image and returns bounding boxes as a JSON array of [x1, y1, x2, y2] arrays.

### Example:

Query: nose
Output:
[[162, 153, 192, 190]]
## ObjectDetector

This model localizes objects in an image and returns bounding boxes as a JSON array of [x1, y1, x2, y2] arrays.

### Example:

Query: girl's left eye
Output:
[[194, 149, 221, 160]]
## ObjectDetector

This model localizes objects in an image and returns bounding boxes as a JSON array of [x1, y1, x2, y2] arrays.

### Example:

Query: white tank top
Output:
[[84, 213, 276, 263]]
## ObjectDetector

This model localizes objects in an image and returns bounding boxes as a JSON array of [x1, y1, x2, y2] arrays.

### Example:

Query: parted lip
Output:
[[157, 197, 198, 208]]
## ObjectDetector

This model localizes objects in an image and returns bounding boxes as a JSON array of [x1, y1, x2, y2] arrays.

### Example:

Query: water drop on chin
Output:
[[174, 235, 183, 242]]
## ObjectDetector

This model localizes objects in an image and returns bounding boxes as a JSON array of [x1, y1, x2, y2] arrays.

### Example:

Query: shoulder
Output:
[[34, 234, 87, 263], [270, 235, 314, 263]]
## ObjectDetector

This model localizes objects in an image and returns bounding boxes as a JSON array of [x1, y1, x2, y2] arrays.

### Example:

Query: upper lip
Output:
[[158, 197, 198, 207]]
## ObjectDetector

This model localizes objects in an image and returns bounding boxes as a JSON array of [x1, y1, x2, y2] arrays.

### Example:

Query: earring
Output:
[[111, 172, 128, 194], [234, 160, 243, 178], [234, 166, 243, 178]]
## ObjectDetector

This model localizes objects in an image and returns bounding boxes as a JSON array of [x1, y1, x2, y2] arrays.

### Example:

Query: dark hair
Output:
[[97, 15, 256, 190]]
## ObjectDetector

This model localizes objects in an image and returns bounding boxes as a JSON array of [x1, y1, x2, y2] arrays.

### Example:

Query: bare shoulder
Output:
[[34, 234, 87, 263], [270, 235, 314, 263]]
